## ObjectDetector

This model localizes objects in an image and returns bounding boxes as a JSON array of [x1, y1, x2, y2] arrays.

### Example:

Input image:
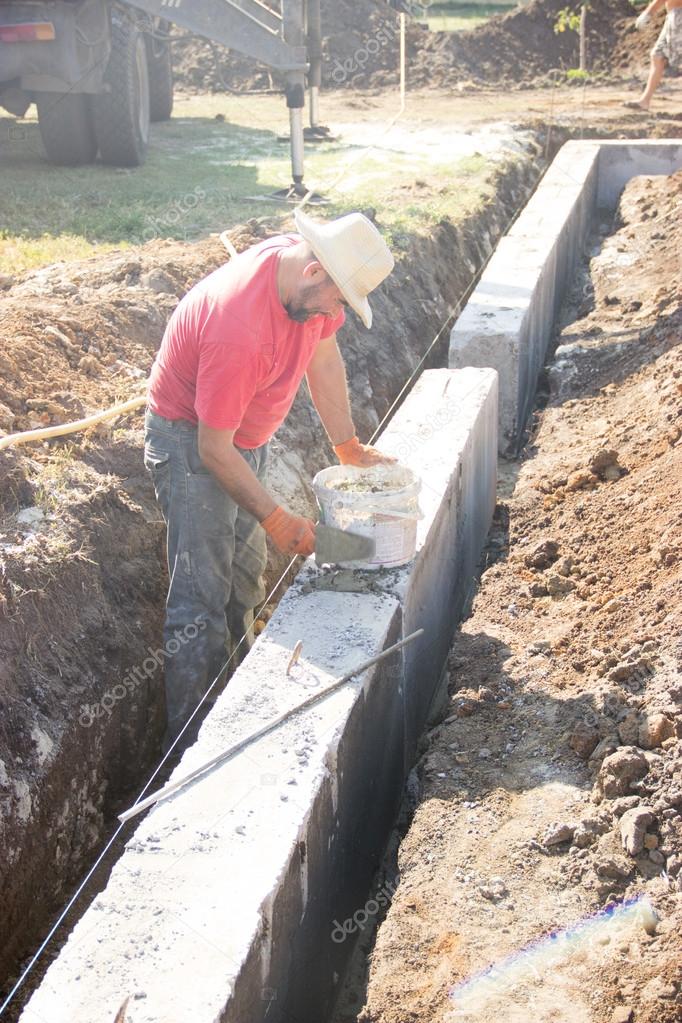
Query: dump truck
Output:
[[0, 0, 320, 189]]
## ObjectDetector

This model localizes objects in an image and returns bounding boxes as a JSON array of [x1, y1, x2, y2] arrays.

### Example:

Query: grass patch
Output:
[[0, 93, 498, 273], [326, 152, 492, 250], [565, 68, 591, 81], [417, 1, 513, 31], [0, 230, 124, 270], [32, 445, 112, 514]]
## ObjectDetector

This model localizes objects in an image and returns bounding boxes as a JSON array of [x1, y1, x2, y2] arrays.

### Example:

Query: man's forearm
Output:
[[306, 341, 355, 446], [200, 445, 277, 522]]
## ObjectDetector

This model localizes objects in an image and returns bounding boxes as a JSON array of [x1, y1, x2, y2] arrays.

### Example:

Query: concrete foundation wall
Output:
[[21, 367, 498, 1023], [449, 139, 682, 454], [596, 140, 682, 208]]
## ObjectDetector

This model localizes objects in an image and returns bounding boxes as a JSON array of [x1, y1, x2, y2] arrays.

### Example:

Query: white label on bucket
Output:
[[370, 519, 417, 567]]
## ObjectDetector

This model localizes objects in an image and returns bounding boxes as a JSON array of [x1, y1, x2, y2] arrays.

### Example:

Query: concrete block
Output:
[[596, 139, 682, 208], [448, 140, 682, 454], [22, 588, 404, 1023], [379, 367, 499, 759], [449, 234, 564, 452], [20, 368, 498, 1023]]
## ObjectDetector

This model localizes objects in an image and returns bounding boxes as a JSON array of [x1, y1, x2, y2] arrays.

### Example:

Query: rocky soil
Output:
[[408, 0, 659, 89], [347, 172, 682, 1022], [171, 0, 401, 94], [0, 152, 541, 997], [170, 0, 655, 95]]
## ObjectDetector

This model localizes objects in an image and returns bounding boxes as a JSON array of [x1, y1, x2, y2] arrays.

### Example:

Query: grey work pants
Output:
[[143, 409, 269, 742]]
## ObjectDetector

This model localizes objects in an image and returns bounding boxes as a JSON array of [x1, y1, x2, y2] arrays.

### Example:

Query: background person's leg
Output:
[[635, 53, 667, 108]]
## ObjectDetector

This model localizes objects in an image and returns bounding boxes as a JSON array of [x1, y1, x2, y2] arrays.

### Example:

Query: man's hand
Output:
[[635, 10, 650, 29], [261, 506, 316, 556], [333, 436, 397, 468]]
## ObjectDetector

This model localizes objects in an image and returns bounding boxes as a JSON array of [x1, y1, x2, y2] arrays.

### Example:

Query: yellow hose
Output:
[[0, 394, 147, 451], [219, 230, 239, 259]]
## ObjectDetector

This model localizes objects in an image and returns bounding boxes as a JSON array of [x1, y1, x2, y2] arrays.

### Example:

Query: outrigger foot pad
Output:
[[267, 182, 329, 204]]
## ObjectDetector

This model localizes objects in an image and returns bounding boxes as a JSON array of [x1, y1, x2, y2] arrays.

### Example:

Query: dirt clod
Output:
[[544, 821, 575, 846], [638, 713, 676, 751], [570, 720, 601, 759], [524, 537, 560, 569], [590, 448, 626, 481], [597, 747, 650, 801], [620, 806, 656, 856]]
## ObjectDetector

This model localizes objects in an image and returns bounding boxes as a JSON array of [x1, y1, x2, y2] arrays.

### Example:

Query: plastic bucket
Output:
[[312, 463, 422, 570]]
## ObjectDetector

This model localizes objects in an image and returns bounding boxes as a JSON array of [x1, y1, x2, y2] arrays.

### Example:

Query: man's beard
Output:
[[284, 301, 314, 323], [284, 279, 334, 323]]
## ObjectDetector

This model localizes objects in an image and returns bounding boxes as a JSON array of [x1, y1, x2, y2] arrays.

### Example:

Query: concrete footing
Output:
[[21, 367, 498, 1023], [449, 139, 682, 454]]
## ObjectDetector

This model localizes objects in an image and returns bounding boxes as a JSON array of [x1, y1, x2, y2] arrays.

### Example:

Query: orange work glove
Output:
[[260, 506, 316, 556], [333, 435, 396, 468]]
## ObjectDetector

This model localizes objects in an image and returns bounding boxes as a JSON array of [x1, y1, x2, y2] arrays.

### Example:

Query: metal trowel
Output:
[[315, 524, 375, 566]]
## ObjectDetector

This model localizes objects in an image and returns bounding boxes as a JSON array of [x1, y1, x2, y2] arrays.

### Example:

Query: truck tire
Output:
[[93, 11, 150, 167], [145, 29, 173, 122], [36, 92, 97, 166]]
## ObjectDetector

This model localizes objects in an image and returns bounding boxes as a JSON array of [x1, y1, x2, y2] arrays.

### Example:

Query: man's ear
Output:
[[301, 259, 326, 280]]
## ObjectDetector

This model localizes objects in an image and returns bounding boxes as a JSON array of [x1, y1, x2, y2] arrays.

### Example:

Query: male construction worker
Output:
[[626, 0, 682, 110], [144, 209, 395, 745]]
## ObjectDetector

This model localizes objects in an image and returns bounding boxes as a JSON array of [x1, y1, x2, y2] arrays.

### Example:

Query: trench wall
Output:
[[449, 139, 682, 454]]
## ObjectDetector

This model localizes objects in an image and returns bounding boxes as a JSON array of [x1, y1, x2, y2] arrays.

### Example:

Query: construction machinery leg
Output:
[[307, 0, 322, 131], [287, 75, 306, 195]]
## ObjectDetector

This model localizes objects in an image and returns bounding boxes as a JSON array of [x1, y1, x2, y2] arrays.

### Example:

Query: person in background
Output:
[[625, 0, 682, 110]]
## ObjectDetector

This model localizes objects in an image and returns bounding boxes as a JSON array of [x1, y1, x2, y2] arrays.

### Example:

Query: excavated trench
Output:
[[330, 144, 682, 1023], [0, 143, 545, 1015], [4, 135, 681, 1023]]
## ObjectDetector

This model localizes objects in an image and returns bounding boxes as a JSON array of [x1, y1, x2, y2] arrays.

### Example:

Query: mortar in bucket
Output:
[[313, 463, 422, 570]]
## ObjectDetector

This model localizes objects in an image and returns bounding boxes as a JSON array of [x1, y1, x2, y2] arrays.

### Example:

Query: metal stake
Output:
[[119, 629, 424, 823]]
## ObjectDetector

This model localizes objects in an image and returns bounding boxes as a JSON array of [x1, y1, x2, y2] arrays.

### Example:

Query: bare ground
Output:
[[350, 171, 682, 1023]]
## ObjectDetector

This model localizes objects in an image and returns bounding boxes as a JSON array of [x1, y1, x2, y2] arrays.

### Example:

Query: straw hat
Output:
[[293, 209, 394, 329]]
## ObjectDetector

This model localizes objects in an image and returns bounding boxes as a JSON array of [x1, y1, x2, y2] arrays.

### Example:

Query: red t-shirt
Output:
[[147, 234, 345, 448]]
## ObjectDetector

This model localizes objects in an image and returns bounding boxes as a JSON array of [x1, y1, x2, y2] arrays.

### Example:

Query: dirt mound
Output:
[[409, 0, 642, 87], [171, 0, 654, 96], [171, 0, 401, 94], [611, 6, 670, 72], [355, 172, 682, 1022]]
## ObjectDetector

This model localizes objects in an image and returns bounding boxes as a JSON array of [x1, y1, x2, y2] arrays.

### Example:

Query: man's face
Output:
[[285, 262, 347, 322]]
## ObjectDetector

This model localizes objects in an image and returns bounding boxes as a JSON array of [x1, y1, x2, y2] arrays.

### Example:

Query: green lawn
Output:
[[417, 1, 515, 32], [0, 91, 496, 273]]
